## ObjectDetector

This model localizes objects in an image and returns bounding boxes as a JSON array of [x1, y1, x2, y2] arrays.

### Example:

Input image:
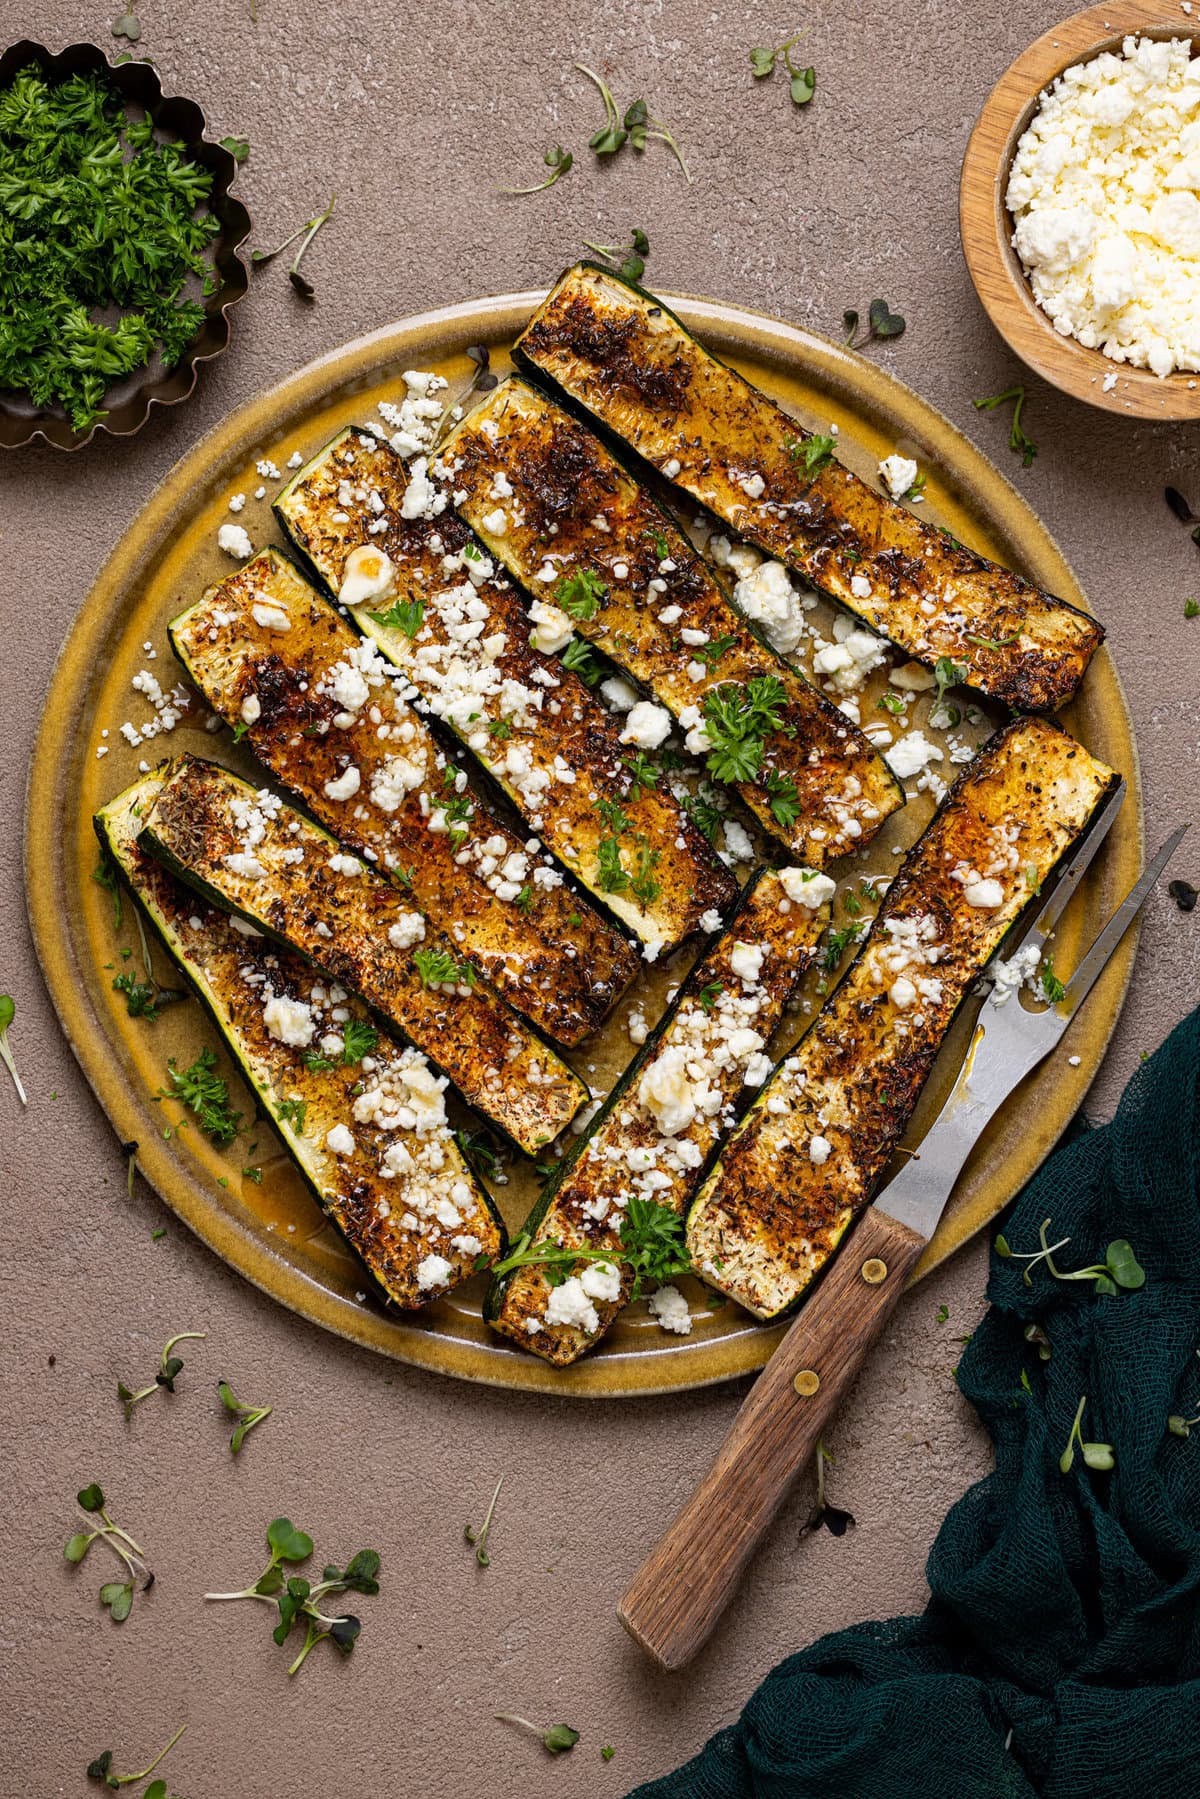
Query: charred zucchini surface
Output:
[[170, 548, 637, 1046], [139, 755, 589, 1155], [687, 718, 1119, 1319], [440, 377, 902, 866], [516, 264, 1104, 713], [273, 427, 732, 948], [487, 867, 830, 1363], [97, 772, 504, 1308]]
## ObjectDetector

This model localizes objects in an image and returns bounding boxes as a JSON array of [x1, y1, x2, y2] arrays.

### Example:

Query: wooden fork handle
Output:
[[617, 1207, 926, 1670]]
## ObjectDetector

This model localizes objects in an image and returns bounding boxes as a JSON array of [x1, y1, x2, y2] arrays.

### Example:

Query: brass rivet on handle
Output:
[[861, 1257, 888, 1285], [793, 1369, 820, 1397]]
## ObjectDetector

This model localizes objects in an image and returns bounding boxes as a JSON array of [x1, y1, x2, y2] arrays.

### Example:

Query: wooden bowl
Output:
[[960, 0, 1200, 420]]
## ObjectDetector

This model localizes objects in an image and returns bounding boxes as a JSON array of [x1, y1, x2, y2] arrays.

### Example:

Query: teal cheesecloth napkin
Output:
[[630, 1007, 1200, 1799]]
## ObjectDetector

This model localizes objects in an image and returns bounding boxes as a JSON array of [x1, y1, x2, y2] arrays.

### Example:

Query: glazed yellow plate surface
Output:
[[25, 290, 1141, 1396]]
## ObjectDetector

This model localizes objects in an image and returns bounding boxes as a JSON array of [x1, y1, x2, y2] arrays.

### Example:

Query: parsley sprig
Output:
[[0, 68, 222, 430], [492, 1196, 691, 1300], [703, 676, 789, 784], [973, 385, 1038, 467]]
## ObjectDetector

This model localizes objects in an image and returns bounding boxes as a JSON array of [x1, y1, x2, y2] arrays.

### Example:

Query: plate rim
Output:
[[24, 285, 1143, 1397]]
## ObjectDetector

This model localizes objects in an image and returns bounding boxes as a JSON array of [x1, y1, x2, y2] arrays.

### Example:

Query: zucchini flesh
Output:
[[170, 548, 638, 1046], [139, 754, 590, 1156], [487, 867, 829, 1363], [96, 770, 504, 1307], [516, 264, 1105, 713], [440, 377, 903, 866], [686, 718, 1120, 1319], [272, 427, 734, 948]]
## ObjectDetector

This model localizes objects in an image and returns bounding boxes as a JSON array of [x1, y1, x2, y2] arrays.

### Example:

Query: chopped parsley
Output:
[[555, 567, 608, 620], [369, 597, 424, 636], [0, 67, 223, 431], [703, 676, 789, 784], [158, 1047, 242, 1144], [413, 946, 475, 989], [786, 433, 836, 476]]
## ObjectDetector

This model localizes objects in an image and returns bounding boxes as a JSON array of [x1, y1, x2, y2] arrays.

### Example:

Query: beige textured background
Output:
[[3, 2, 1200, 1794]]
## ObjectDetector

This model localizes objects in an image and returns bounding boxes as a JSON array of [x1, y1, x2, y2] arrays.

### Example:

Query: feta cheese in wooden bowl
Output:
[[960, 0, 1200, 418]]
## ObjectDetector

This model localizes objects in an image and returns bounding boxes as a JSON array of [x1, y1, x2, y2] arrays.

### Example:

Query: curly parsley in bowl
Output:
[[0, 65, 223, 431]]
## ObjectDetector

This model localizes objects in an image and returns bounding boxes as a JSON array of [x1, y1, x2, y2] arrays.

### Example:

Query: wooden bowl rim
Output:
[[960, 0, 1200, 420]]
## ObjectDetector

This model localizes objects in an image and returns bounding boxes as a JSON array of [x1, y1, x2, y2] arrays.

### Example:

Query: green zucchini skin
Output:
[[138, 754, 590, 1158], [169, 546, 639, 1047], [486, 865, 831, 1362], [272, 427, 735, 950], [686, 717, 1121, 1321], [515, 263, 1105, 714], [95, 770, 505, 1309], [440, 375, 903, 867]]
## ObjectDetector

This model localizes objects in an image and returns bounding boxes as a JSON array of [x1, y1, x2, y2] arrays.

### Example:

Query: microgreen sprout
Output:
[[843, 299, 906, 348], [1024, 1321, 1052, 1362], [583, 227, 650, 284], [205, 1517, 380, 1675], [495, 1714, 580, 1756], [0, 994, 26, 1105], [500, 144, 573, 196], [464, 1474, 504, 1566], [117, 1330, 207, 1420], [574, 65, 691, 179], [87, 1724, 186, 1788], [217, 1378, 272, 1453], [973, 385, 1037, 467], [994, 1216, 1144, 1295], [748, 29, 815, 107], [1059, 1395, 1114, 1473], [252, 194, 336, 299], [65, 1483, 152, 1623], [801, 1439, 855, 1536]]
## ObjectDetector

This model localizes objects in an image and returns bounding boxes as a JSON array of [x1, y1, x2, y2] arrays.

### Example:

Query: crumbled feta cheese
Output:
[[778, 867, 836, 909], [638, 1045, 699, 1137], [217, 523, 253, 559], [544, 1276, 600, 1335], [600, 675, 640, 712], [879, 453, 919, 499], [416, 1252, 454, 1291], [698, 907, 725, 933], [580, 1261, 622, 1302], [251, 601, 291, 633], [730, 941, 765, 985], [733, 560, 806, 654], [648, 1284, 693, 1335], [263, 994, 316, 1047], [323, 764, 361, 801], [387, 912, 426, 950], [1007, 34, 1200, 377], [886, 729, 944, 782], [619, 700, 673, 749], [808, 1134, 832, 1165], [964, 876, 1005, 909], [326, 1123, 356, 1157], [239, 693, 261, 725], [527, 600, 573, 654]]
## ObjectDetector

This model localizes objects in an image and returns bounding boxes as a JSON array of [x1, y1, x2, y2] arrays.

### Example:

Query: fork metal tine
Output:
[[992, 776, 1126, 970], [1062, 824, 1189, 1013]]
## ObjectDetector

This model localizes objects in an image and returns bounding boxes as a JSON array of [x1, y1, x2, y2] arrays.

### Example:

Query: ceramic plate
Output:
[[25, 290, 1142, 1395]]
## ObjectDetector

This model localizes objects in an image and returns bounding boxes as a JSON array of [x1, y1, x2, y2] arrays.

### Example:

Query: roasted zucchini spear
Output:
[[272, 426, 734, 949], [686, 717, 1120, 1319], [516, 263, 1105, 712], [440, 377, 903, 866], [138, 755, 590, 1156], [487, 866, 830, 1362], [170, 548, 638, 1046], [96, 770, 505, 1308]]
